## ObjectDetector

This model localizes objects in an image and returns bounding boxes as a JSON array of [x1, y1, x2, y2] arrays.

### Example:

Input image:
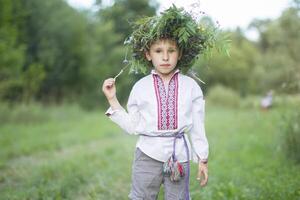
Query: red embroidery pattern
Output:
[[153, 73, 178, 130]]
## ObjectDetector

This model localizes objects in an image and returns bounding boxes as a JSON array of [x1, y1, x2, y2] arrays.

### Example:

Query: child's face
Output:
[[145, 39, 181, 78]]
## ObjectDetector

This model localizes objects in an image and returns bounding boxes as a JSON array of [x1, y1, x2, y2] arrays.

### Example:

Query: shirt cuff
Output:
[[105, 107, 123, 117], [197, 155, 208, 163], [199, 158, 208, 164]]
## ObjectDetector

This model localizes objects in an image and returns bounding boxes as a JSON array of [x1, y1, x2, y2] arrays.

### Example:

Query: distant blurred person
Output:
[[260, 90, 273, 111]]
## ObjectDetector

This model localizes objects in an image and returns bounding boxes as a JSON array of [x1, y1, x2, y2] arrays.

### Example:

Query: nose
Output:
[[162, 51, 169, 61]]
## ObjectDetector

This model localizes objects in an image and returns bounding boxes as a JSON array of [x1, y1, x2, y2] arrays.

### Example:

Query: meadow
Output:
[[0, 103, 299, 200]]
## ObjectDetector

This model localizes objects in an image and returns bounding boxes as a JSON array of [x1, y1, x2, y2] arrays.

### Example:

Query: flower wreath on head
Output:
[[114, 4, 230, 83]]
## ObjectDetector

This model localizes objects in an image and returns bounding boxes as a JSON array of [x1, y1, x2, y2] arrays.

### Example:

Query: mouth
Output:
[[160, 64, 171, 67]]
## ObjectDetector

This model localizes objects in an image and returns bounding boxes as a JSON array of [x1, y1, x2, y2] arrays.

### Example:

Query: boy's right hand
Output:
[[102, 78, 116, 100]]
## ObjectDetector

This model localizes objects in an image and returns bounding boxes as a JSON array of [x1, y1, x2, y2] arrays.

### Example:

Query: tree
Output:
[[0, 0, 26, 101], [97, 0, 158, 39], [93, 0, 158, 105], [20, 0, 92, 102], [195, 29, 259, 96], [253, 5, 300, 93]]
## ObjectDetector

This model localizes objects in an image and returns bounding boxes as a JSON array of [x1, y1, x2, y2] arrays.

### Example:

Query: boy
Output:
[[102, 5, 217, 200]]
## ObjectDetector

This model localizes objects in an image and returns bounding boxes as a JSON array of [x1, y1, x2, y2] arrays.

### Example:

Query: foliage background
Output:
[[0, 0, 299, 106], [0, 0, 299, 199]]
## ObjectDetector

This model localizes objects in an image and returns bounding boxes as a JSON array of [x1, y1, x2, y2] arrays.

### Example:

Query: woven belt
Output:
[[140, 129, 190, 200]]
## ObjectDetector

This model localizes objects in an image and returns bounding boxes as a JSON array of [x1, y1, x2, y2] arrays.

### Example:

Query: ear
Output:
[[145, 51, 152, 61], [178, 49, 183, 60]]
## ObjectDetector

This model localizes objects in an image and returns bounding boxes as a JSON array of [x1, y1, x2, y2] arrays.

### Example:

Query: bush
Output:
[[0, 102, 84, 125], [0, 102, 48, 124], [273, 94, 300, 108], [239, 95, 261, 109], [206, 84, 241, 107], [280, 110, 300, 164]]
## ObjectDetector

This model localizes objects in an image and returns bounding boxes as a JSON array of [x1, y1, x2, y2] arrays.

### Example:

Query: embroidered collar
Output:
[[152, 71, 179, 130], [151, 69, 180, 77]]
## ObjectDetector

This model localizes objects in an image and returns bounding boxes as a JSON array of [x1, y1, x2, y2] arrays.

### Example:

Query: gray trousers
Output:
[[129, 148, 189, 200]]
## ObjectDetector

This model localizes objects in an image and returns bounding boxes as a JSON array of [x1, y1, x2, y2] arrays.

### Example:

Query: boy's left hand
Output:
[[197, 162, 208, 187]]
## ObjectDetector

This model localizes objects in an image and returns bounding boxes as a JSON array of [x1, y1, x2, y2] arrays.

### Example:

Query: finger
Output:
[[106, 82, 114, 88], [103, 78, 114, 84], [103, 80, 115, 88], [196, 169, 202, 181], [104, 79, 114, 85], [200, 178, 208, 186], [102, 82, 113, 92], [200, 171, 208, 187], [197, 163, 204, 179]]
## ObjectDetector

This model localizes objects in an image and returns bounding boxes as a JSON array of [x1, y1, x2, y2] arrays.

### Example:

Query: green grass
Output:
[[0, 103, 299, 200]]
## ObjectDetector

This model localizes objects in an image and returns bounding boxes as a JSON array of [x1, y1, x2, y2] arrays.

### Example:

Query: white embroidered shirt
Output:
[[105, 69, 209, 163]]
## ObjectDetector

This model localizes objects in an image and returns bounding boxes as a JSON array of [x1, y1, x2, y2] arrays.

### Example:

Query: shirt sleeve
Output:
[[189, 81, 209, 162], [105, 84, 141, 135]]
